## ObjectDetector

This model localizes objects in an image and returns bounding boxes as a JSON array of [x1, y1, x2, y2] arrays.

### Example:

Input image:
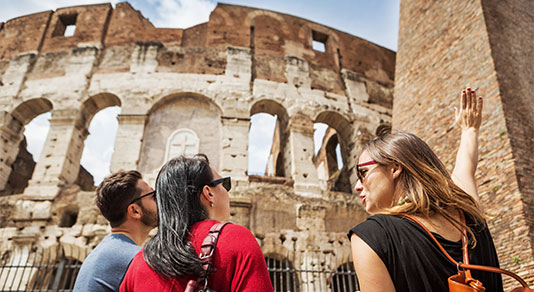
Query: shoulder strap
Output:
[[401, 214, 460, 265], [401, 214, 530, 289], [199, 222, 231, 266], [185, 222, 231, 292]]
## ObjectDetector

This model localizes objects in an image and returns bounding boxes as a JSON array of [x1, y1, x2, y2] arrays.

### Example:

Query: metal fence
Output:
[[1, 248, 358, 292], [0, 246, 83, 292], [265, 253, 359, 292]]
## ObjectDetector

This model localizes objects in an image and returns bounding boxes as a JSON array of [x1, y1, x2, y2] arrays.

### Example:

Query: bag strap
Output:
[[185, 222, 231, 292], [401, 214, 530, 288], [199, 222, 231, 276]]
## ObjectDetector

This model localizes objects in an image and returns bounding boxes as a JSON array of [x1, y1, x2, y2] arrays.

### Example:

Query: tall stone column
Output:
[[23, 109, 88, 200], [220, 117, 250, 184], [0, 112, 25, 190], [395, 0, 534, 286], [109, 114, 147, 173], [288, 113, 320, 197]]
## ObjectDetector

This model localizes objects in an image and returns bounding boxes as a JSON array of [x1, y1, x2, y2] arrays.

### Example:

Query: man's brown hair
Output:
[[95, 170, 142, 227]]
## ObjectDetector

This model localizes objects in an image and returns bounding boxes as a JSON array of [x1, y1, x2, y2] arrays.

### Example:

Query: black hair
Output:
[[143, 154, 213, 278]]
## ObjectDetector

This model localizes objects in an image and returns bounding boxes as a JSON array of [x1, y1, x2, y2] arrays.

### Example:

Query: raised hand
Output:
[[454, 88, 483, 131], [451, 87, 483, 204]]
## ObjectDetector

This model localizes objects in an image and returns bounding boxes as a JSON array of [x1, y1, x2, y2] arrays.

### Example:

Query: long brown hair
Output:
[[363, 132, 485, 243]]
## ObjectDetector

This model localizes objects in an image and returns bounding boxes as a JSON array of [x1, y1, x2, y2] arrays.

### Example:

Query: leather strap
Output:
[[185, 222, 231, 292], [199, 222, 231, 275], [401, 214, 530, 288]]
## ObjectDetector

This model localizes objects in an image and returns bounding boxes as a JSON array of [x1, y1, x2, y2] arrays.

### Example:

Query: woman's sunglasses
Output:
[[207, 177, 231, 191]]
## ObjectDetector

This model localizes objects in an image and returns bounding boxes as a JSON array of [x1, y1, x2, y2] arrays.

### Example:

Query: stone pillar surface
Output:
[[23, 110, 88, 200], [0, 112, 24, 190], [220, 117, 250, 183], [288, 114, 320, 197], [395, 0, 534, 286], [109, 114, 147, 173], [0, 53, 35, 103]]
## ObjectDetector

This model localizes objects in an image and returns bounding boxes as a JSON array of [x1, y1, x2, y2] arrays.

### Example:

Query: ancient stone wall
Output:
[[0, 2, 394, 290], [395, 0, 534, 287]]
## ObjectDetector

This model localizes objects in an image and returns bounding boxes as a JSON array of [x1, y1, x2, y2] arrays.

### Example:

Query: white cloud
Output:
[[146, 0, 216, 28]]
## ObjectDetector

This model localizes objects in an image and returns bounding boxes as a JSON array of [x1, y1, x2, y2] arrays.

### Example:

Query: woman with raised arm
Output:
[[120, 155, 273, 292], [348, 88, 504, 291]]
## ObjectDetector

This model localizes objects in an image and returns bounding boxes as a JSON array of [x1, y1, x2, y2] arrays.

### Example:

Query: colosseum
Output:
[[0, 0, 532, 291], [0, 2, 395, 291]]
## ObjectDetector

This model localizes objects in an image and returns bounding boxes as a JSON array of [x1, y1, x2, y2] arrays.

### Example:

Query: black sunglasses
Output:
[[207, 177, 231, 191], [129, 190, 155, 205]]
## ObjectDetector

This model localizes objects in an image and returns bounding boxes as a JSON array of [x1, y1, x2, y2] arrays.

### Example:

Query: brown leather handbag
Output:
[[402, 214, 533, 292]]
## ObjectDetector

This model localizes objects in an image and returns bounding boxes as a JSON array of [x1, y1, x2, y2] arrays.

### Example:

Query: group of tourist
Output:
[[73, 88, 507, 291]]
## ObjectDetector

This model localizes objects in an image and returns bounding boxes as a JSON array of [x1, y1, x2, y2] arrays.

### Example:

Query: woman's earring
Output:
[[397, 195, 411, 206], [210, 203, 214, 207]]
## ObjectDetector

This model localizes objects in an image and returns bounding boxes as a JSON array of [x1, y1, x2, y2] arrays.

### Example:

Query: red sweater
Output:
[[120, 220, 273, 292]]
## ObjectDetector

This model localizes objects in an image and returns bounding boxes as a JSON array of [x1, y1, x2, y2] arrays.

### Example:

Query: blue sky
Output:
[[1, 0, 399, 184]]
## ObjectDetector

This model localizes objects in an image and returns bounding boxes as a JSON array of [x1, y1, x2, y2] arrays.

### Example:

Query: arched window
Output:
[[249, 100, 289, 178], [313, 123, 349, 193], [166, 129, 200, 161], [80, 106, 120, 187]]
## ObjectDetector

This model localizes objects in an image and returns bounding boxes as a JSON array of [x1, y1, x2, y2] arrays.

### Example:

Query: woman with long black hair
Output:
[[120, 155, 273, 292]]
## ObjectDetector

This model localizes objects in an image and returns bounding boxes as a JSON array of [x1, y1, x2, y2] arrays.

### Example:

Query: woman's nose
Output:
[[354, 180, 363, 192]]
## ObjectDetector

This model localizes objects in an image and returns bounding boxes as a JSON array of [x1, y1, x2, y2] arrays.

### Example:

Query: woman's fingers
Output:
[[461, 90, 467, 110], [477, 96, 483, 116]]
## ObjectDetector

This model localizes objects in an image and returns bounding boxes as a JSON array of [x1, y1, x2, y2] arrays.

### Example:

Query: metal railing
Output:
[[1, 248, 358, 292], [265, 253, 359, 292], [0, 246, 83, 292]]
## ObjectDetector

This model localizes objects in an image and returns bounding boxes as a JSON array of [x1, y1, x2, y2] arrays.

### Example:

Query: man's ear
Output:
[[126, 203, 142, 219]]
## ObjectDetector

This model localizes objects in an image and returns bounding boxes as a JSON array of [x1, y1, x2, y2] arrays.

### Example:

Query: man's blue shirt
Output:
[[73, 233, 141, 292]]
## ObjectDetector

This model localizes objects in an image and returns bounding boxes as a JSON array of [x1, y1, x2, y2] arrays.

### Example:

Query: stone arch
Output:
[[314, 111, 353, 193], [0, 98, 53, 193], [139, 92, 223, 183], [10, 98, 54, 128], [209, 5, 235, 27], [249, 99, 290, 177], [314, 111, 352, 150], [73, 93, 121, 186], [148, 91, 223, 116], [244, 10, 290, 35], [77, 93, 121, 130]]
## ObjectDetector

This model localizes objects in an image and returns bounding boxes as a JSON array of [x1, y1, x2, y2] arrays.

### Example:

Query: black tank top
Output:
[[348, 214, 503, 292]]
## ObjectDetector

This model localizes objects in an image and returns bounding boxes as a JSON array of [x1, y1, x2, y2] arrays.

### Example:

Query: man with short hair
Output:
[[73, 170, 157, 292]]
